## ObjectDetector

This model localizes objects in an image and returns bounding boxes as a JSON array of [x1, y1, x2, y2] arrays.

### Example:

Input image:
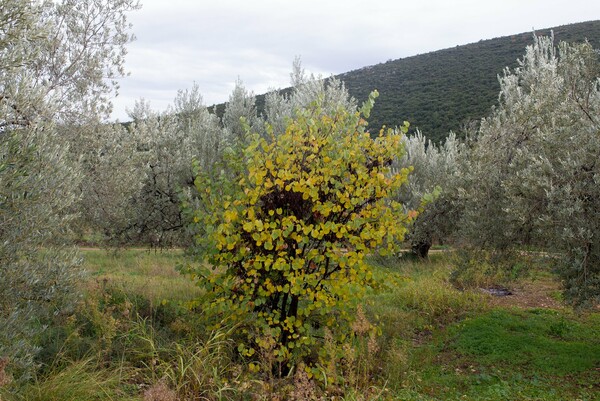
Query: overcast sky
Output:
[[110, 0, 599, 121]]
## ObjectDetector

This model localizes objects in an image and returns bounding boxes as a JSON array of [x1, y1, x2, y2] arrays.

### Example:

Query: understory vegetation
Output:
[[2, 0, 599, 398], [1, 250, 598, 400]]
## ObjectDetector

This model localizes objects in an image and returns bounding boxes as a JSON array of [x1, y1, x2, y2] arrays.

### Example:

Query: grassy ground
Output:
[[2, 249, 598, 400], [366, 254, 600, 401], [82, 249, 202, 304]]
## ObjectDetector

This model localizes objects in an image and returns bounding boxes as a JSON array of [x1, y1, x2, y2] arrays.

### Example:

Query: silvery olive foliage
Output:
[[171, 84, 226, 178], [264, 57, 357, 135], [461, 35, 600, 306], [75, 120, 146, 243], [222, 78, 263, 146], [84, 80, 258, 247], [131, 93, 224, 247], [391, 131, 464, 257], [1, 0, 138, 381], [0, 125, 83, 381], [1, 0, 140, 126], [89, 86, 226, 247]]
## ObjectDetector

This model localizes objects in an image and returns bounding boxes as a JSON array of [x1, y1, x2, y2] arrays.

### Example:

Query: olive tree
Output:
[[391, 131, 464, 258], [461, 35, 600, 306], [0, 0, 138, 381], [83, 85, 227, 247], [222, 79, 263, 146], [264, 58, 357, 136], [0, 124, 84, 381], [1, 0, 140, 126], [75, 120, 147, 244], [132, 95, 224, 247]]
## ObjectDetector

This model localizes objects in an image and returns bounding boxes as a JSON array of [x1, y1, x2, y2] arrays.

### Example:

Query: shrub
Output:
[[185, 91, 414, 371]]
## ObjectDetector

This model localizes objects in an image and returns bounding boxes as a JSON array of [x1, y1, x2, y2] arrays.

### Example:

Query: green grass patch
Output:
[[361, 255, 600, 400], [449, 309, 600, 375], [402, 309, 600, 400]]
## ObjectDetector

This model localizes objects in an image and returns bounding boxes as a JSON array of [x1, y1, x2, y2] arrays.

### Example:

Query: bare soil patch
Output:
[[484, 277, 564, 309]]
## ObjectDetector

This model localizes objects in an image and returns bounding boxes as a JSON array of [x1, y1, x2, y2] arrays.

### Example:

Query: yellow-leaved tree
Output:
[[185, 91, 413, 372]]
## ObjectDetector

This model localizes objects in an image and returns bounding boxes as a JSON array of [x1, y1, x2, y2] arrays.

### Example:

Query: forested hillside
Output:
[[215, 20, 600, 143]]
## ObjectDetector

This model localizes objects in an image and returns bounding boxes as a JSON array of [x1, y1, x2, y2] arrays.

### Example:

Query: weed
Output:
[[290, 363, 321, 400], [121, 315, 240, 400]]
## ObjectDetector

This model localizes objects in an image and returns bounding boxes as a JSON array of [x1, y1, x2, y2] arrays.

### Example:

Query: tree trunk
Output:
[[411, 238, 432, 259]]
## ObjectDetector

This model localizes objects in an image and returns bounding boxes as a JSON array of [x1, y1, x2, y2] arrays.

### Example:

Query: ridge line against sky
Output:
[[110, 0, 600, 121]]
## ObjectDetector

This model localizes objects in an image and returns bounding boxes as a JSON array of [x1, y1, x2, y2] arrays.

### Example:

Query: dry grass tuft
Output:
[[143, 380, 178, 401], [289, 364, 321, 401], [0, 357, 12, 387], [351, 305, 371, 336]]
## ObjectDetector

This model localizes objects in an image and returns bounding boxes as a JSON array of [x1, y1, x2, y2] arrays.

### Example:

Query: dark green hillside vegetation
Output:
[[337, 20, 600, 142], [211, 20, 600, 143]]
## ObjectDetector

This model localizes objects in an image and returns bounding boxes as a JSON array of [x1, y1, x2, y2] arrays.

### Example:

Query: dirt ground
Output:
[[483, 277, 565, 309]]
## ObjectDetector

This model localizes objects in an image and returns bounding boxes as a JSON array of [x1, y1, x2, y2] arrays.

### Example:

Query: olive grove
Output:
[[383, 34, 599, 305], [3, 5, 599, 386], [85, 61, 362, 248]]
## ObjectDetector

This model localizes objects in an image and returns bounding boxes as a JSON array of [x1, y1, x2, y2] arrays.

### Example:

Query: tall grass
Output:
[[0, 358, 137, 401], [368, 253, 486, 331], [365, 253, 487, 394], [122, 316, 241, 401]]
